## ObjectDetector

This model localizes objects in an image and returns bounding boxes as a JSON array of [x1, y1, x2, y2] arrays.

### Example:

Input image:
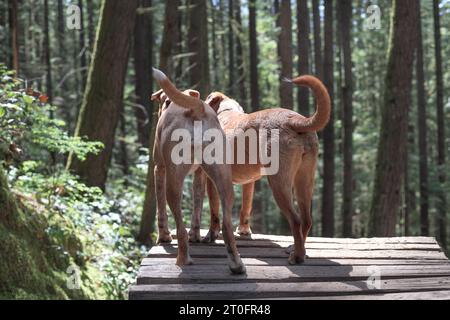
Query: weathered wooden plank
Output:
[[136, 264, 450, 285], [129, 276, 450, 300], [141, 257, 450, 267], [274, 290, 450, 300], [166, 239, 442, 251], [171, 229, 438, 244], [148, 245, 448, 260]]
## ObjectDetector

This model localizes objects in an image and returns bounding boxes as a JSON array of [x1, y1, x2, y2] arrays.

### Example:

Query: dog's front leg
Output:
[[155, 165, 173, 244], [236, 182, 255, 238], [202, 178, 221, 243], [189, 168, 205, 242]]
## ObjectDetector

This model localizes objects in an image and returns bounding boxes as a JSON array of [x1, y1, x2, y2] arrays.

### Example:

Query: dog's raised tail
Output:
[[152, 68, 204, 116], [288, 75, 331, 132]]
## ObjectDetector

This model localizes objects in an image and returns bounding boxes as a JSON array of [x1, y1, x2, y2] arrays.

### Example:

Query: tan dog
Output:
[[197, 75, 330, 264], [150, 68, 245, 274]]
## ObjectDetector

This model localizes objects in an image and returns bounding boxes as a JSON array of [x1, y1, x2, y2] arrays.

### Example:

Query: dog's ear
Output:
[[151, 89, 165, 102], [184, 89, 201, 99], [205, 93, 223, 113]]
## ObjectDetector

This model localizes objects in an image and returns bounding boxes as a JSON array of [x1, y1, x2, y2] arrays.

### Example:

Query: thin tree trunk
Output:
[[235, 0, 246, 106], [297, 0, 310, 115], [416, 0, 428, 236], [134, 0, 153, 148], [248, 0, 263, 233], [159, 0, 180, 76], [44, 0, 53, 104], [67, 0, 139, 189], [188, 0, 209, 96], [312, 0, 322, 80], [87, 0, 95, 49], [433, 0, 447, 249], [369, 0, 419, 237], [78, 0, 87, 90], [8, 0, 19, 74], [276, 0, 293, 109], [228, 0, 235, 96], [321, 0, 335, 237], [338, 0, 353, 237], [119, 111, 129, 188]]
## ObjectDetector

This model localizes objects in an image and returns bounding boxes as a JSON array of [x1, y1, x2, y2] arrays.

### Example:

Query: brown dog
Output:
[[150, 68, 245, 274], [196, 75, 330, 264]]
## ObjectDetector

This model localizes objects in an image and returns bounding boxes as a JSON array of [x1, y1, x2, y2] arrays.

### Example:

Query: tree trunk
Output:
[[228, 0, 235, 96], [87, 0, 96, 49], [338, 0, 353, 237], [43, 0, 53, 104], [416, 0, 428, 236], [134, 0, 154, 148], [188, 0, 209, 96], [159, 0, 180, 76], [67, 0, 139, 189], [312, 0, 322, 80], [321, 0, 335, 237], [78, 0, 87, 90], [433, 0, 447, 248], [8, 0, 19, 75], [297, 0, 310, 115], [369, 0, 418, 237], [248, 0, 263, 233], [235, 0, 246, 106], [119, 111, 129, 188], [276, 0, 293, 109]]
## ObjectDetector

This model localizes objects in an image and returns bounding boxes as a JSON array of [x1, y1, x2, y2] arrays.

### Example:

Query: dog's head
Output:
[[151, 89, 201, 117], [205, 92, 245, 114]]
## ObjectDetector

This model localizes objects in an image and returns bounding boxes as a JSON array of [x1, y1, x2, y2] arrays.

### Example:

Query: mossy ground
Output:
[[0, 168, 98, 300]]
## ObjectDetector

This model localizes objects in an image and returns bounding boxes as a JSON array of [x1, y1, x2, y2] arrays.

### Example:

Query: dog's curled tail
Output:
[[288, 75, 331, 132], [152, 68, 204, 116]]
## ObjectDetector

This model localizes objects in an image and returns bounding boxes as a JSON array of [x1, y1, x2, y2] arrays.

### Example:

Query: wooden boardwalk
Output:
[[129, 231, 450, 300]]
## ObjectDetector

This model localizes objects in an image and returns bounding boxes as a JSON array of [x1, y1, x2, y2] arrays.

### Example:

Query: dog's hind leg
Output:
[[155, 164, 172, 244], [236, 182, 255, 238], [294, 152, 317, 242], [268, 175, 306, 265], [189, 168, 205, 242], [202, 178, 221, 243], [203, 164, 246, 274], [165, 169, 193, 266]]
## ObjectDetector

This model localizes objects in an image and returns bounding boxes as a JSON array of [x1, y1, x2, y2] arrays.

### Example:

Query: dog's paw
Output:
[[236, 225, 252, 239], [202, 229, 219, 243], [288, 251, 305, 265], [157, 230, 173, 245], [229, 261, 247, 275], [188, 228, 201, 243], [176, 255, 194, 266]]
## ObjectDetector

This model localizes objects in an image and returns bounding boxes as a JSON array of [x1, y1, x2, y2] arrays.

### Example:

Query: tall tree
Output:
[[67, 0, 139, 189], [433, 0, 447, 248], [415, 0, 429, 236], [369, 0, 419, 237], [78, 0, 87, 90], [228, 0, 235, 96], [338, 0, 353, 237], [248, 0, 263, 233], [312, 0, 322, 80], [43, 0, 53, 104], [188, 0, 209, 96], [321, 0, 334, 237], [87, 0, 96, 49], [8, 0, 19, 74], [235, 0, 247, 105], [134, 0, 154, 148], [159, 0, 180, 75], [276, 0, 293, 109], [297, 0, 310, 115]]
